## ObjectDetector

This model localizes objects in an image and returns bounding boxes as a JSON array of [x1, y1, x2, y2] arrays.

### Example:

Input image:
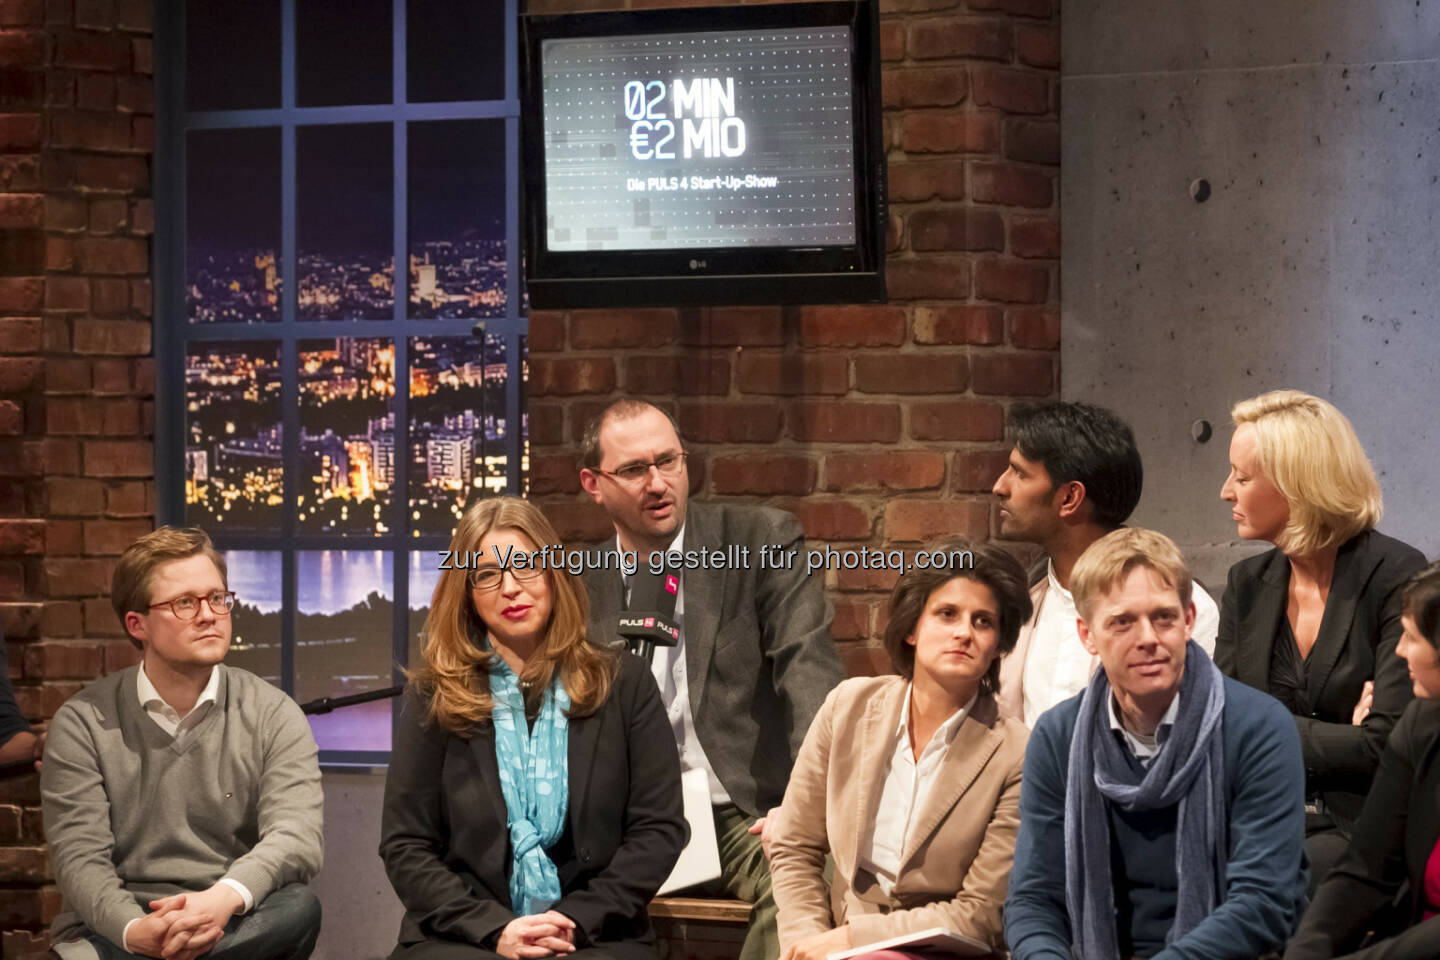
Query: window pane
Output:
[[298, 0, 393, 107], [186, 0, 280, 111], [298, 338, 396, 535], [298, 124, 394, 321], [224, 550, 283, 686], [407, 0, 504, 103], [408, 550, 443, 670], [408, 120, 507, 320], [408, 334, 509, 535], [520, 334, 529, 496], [187, 129, 281, 324], [186, 341, 283, 530], [297, 550, 394, 752]]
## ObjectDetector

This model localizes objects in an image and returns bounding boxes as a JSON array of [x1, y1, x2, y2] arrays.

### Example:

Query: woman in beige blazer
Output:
[[770, 538, 1034, 960]]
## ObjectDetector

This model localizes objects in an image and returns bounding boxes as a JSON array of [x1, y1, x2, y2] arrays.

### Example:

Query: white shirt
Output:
[[1021, 560, 1220, 726], [123, 664, 252, 952], [1108, 690, 1180, 768], [858, 687, 976, 896], [622, 525, 731, 805]]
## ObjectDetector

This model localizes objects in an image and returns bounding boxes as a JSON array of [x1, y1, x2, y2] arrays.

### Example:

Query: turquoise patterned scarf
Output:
[[490, 660, 571, 916]]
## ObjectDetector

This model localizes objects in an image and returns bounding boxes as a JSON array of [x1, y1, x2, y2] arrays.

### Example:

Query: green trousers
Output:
[[701, 802, 779, 960]]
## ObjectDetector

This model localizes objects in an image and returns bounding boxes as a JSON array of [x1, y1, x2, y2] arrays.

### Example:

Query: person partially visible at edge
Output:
[[42, 526, 323, 960], [1217, 389, 1427, 892], [1005, 527, 1307, 960], [0, 623, 45, 772], [993, 402, 1220, 727], [380, 496, 685, 960], [1286, 560, 1440, 960], [770, 539, 1032, 960], [576, 399, 844, 960]]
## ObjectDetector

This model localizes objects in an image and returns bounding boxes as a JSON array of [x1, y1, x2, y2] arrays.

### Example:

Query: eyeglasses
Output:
[[468, 566, 545, 591], [149, 590, 237, 620], [595, 452, 688, 485]]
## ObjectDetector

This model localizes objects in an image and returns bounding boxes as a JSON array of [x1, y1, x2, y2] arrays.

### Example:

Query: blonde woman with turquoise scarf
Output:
[[382, 497, 685, 960]]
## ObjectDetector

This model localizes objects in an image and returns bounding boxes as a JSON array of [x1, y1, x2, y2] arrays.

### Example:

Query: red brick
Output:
[[103, 479, 149, 517], [44, 275, 88, 311], [0, 276, 43, 312], [1016, 25, 1060, 69], [131, 113, 152, 150], [908, 206, 1005, 253], [115, 75, 152, 114], [0, 0, 44, 26], [23, 641, 103, 679], [528, 404, 564, 446], [854, 354, 968, 394], [45, 235, 73, 270], [45, 518, 80, 556], [0, 519, 42, 554], [51, 152, 148, 191], [879, 20, 904, 61], [569, 309, 675, 349], [788, 402, 901, 443], [72, 318, 150, 355], [913, 305, 1004, 345], [73, 236, 147, 275], [40, 557, 112, 597], [711, 455, 816, 496], [0, 356, 41, 391], [976, 259, 1049, 303], [0, 559, 23, 598], [105, 639, 142, 671], [842, 643, 895, 676], [81, 518, 150, 555], [882, 67, 967, 109], [130, 277, 151, 315], [540, 501, 613, 544], [908, 18, 1011, 61], [0, 317, 38, 352], [75, 71, 115, 110], [824, 452, 946, 492], [84, 595, 124, 634], [46, 67, 76, 106], [34, 436, 80, 474], [45, 357, 90, 393], [131, 37, 151, 74], [1009, 307, 1061, 349], [887, 161, 966, 203], [880, 0, 960, 11], [0, 602, 42, 638], [831, 601, 872, 642], [53, 31, 130, 70], [678, 402, 782, 444], [0, 29, 45, 66], [129, 197, 153, 236], [971, 352, 1054, 396], [528, 358, 615, 396], [50, 110, 131, 151], [835, 559, 907, 592], [0, 154, 41, 190], [910, 400, 1005, 441], [737, 353, 848, 396], [1010, 217, 1059, 259], [967, 0, 1053, 17], [679, 306, 785, 347], [886, 257, 971, 301], [46, 193, 87, 231], [0, 804, 17, 842], [43, 600, 82, 636], [899, 111, 999, 154], [47, 397, 138, 435], [88, 196, 127, 233], [797, 305, 906, 348], [0, 398, 21, 434], [953, 449, 1011, 492], [133, 357, 153, 394], [971, 67, 1050, 115], [116, 0, 149, 31], [778, 498, 874, 541], [73, 0, 113, 29], [0, 193, 40, 228], [884, 499, 989, 542], [528, 452, 579, 496], [970, 162, 1053, 208], [0, 112, 40, 150], [526, 311, 565, 352], [622, 355, 730, 396], [0, 844, 48, 883], [90, 277, 129, 314], [82, 439, 152, 477]]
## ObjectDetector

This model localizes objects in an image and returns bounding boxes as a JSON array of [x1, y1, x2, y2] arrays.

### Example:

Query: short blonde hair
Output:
[[1231, 390, 1382, 555], [112, 526, 228, 650], [1071, 527, 1193, 623]]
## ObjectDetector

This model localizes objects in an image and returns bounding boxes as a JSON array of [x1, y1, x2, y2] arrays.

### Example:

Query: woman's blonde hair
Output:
[[411, 496, 615, 733], [1231, 390, 1383, 555]]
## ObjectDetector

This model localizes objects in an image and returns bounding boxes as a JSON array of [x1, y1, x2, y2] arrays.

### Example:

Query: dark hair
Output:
[[580, 399, 685, 469], [882, 538, 1033, 697], [1010, 401, 1143, 529], [1401, 561, 1440, 647]]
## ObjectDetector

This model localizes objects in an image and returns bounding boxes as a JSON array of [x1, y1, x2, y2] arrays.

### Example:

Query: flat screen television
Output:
[[520, 0, 886, 309]]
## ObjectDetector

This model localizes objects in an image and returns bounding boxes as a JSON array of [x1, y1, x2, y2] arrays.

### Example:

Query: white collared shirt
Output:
[[621, 525, 731, 805], [858, 686, 976, 896], [1107, 690, 1181, 767], [123, 663, 252, 952], [1021, 560, 1220, 726]]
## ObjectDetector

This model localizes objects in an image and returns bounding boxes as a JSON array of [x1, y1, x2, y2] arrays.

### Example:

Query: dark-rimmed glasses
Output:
[[468, 566, 545, 591], [149, 590, 236, 620], [593, 451, 688, 485]]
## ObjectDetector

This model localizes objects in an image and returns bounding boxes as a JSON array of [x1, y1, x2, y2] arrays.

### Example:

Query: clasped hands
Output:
[[127, 883, 244, 960], [496, 910, 578, 959]]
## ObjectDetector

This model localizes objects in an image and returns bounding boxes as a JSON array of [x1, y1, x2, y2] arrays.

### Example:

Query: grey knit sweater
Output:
[[41, 665, 324, 947]]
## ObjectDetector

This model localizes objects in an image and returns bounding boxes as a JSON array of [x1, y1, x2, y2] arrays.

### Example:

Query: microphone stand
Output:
[[299, 685, 404, 716]]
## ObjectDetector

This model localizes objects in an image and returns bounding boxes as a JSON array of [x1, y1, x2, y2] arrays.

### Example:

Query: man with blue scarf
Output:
[[1005, 527, 1308, 960]]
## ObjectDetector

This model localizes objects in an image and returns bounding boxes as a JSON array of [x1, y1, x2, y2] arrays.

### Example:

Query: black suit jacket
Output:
[[1216, 528, 1427, 827], [1284, 699, 1440, 960], [583, 500, 842, 817], [379, 653, 685, 955]]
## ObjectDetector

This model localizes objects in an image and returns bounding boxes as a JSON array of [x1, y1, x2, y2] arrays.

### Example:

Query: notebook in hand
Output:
[[826, 926, 993, 960]]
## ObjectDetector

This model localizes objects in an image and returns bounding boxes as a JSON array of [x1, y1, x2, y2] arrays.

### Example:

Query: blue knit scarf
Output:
[[490, 660, 571, 916], [1064, 640, 1228, 959]]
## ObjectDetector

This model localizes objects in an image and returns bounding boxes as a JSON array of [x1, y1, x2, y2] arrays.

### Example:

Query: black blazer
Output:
[[380, 652, 685, 957], [1216, 528, 1427, 827], [1284, 699, 1440, 960]]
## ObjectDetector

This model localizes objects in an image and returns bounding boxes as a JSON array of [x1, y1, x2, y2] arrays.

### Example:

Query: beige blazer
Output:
[[769, 676, 1029, 954], [996, 576, 1101, 724]]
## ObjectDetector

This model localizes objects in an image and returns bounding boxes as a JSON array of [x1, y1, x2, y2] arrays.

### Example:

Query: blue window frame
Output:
[[154, 0, 527, 764]]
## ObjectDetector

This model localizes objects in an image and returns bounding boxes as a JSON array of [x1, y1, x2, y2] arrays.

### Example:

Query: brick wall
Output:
[[1, 0, 154, 954], [527, 0, 1061, 674]]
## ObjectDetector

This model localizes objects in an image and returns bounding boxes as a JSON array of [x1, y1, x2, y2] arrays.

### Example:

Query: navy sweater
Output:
[[1005, 675, 1309, 960]]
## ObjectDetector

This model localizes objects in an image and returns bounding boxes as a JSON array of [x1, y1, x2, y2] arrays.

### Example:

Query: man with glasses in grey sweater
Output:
[[42, 527, 323, 960]]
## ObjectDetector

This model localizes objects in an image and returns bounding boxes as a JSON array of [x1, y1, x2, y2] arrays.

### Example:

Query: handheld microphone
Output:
[[619, 561, 680, 663]]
